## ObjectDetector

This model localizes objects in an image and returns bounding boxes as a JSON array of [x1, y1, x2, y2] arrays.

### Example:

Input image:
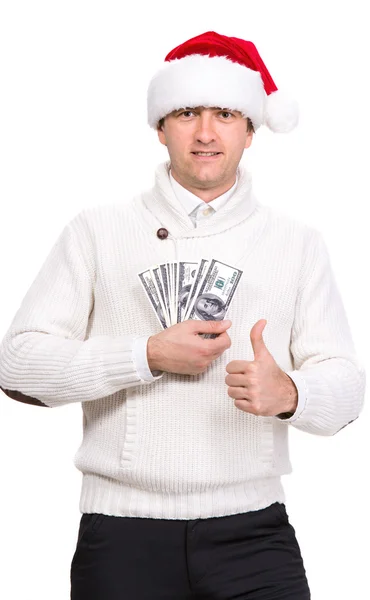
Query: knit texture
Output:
[[0, 160, 365, 519]]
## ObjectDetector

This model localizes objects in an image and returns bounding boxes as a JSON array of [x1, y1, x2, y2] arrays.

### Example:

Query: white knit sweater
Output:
[[0, 161, 365, 519]]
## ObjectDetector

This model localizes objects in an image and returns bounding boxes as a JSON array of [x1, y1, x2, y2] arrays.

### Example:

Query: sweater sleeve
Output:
[[280, 229, 366, 435], [0, 212, 163, 408]]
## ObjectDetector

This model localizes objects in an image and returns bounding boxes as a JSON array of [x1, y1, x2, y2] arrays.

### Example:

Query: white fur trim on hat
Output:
[[147, 54, 266, 130]]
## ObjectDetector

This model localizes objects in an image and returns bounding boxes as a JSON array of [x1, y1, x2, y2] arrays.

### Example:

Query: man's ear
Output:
[[157, 126, 167, 146], [244, 131, 253, 150]]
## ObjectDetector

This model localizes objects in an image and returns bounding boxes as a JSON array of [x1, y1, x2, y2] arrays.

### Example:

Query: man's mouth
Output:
[[192, 152, 221, 155], [192, 152, 222, 162]]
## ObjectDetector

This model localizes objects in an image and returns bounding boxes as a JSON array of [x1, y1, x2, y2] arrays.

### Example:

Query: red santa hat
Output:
[[147, 31, 298, 133]]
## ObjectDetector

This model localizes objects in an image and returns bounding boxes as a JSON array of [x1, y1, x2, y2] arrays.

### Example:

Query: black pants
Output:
[[70, 502, 310, 599]]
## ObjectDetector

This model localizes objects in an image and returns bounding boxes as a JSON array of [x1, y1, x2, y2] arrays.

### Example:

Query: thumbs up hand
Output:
[[225, 319, 298, 417]]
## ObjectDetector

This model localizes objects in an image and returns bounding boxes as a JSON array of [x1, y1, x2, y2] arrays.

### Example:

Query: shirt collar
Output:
[[169, 169, 238, 216]]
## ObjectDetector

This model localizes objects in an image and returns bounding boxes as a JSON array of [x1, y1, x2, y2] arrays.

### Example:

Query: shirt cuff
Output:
[[275, 371, 308, 422], [132, 336, 164, 383]]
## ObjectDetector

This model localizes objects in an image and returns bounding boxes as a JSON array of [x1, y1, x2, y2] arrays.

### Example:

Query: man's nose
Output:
[[195, 113, 216, 144]]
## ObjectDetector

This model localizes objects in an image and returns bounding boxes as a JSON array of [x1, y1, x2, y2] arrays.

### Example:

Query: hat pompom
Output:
[[264, 90, 299, 133]]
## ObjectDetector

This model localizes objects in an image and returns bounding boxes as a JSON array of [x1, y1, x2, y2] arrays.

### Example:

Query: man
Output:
[[0, 31, 365, 599]]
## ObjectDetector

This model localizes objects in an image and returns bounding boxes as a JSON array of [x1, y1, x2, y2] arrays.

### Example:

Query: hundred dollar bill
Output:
[[165, 262, 174, 326], [187, 259, 243, 328], [159, 263, 171, 325], [150, 265, 171, 327], [171, 261, 179, 325], [138, 269, 167, 329], [183, 258, 210, 321], [176, 261, 199, 323]]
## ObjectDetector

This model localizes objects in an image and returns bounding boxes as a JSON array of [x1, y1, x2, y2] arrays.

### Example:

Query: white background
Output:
[[0, 1, 369, 598]]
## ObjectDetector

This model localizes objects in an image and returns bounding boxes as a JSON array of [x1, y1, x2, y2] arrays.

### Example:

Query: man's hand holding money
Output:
[[225, 319, 298, 417], [147, 319, 232, 376]]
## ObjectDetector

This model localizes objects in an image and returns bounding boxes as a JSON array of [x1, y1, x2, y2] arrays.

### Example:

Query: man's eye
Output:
[[179, 111, 195, 117], [220, 111, 232, 119]]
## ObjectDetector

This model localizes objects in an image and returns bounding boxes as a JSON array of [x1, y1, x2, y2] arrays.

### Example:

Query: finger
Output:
[[227, 386, 251, 400], [205, 332, 231, 357], [213, 331, 232, 349], [234, 399, 258, 415], [225, 360, 250, 374], [191, 319, 232, 334], [250, 319, 269, 361], [211, 347, 230, 362], [225, 373, 247, 387]]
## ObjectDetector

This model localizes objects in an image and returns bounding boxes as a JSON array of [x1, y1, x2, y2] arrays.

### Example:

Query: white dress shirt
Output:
[[132, 170, 238, 380]]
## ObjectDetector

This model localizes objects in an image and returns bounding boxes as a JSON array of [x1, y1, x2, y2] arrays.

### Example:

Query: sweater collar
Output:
[[141, 160, 259, 238]]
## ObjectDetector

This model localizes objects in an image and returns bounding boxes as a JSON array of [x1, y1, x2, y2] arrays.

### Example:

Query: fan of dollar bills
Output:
[[138, 259, 243, 330]]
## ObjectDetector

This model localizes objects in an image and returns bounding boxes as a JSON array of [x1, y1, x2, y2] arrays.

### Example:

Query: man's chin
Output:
[[188, 167, 224, 187]]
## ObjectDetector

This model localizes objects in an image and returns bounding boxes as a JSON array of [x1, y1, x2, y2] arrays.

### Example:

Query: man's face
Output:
[[157, 106, 253, 196]]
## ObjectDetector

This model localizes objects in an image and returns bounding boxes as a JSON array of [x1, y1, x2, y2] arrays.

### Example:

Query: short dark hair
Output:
[[157, 113, 255, 133]]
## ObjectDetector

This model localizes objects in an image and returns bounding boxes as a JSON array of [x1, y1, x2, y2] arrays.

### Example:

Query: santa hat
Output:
[[147, 31, 298, 133]]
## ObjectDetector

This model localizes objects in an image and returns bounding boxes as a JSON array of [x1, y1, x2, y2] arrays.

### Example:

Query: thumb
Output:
[[192, 318, 232, 334], [250, 319, 270, 361]]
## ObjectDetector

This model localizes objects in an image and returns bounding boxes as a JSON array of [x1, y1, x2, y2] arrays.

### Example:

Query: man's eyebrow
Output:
[[172, 106, 236, 116], [173, 107, 198, 112]]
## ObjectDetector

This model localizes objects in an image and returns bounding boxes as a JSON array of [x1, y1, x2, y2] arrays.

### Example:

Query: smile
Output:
[[191, 152, 222, 159]]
